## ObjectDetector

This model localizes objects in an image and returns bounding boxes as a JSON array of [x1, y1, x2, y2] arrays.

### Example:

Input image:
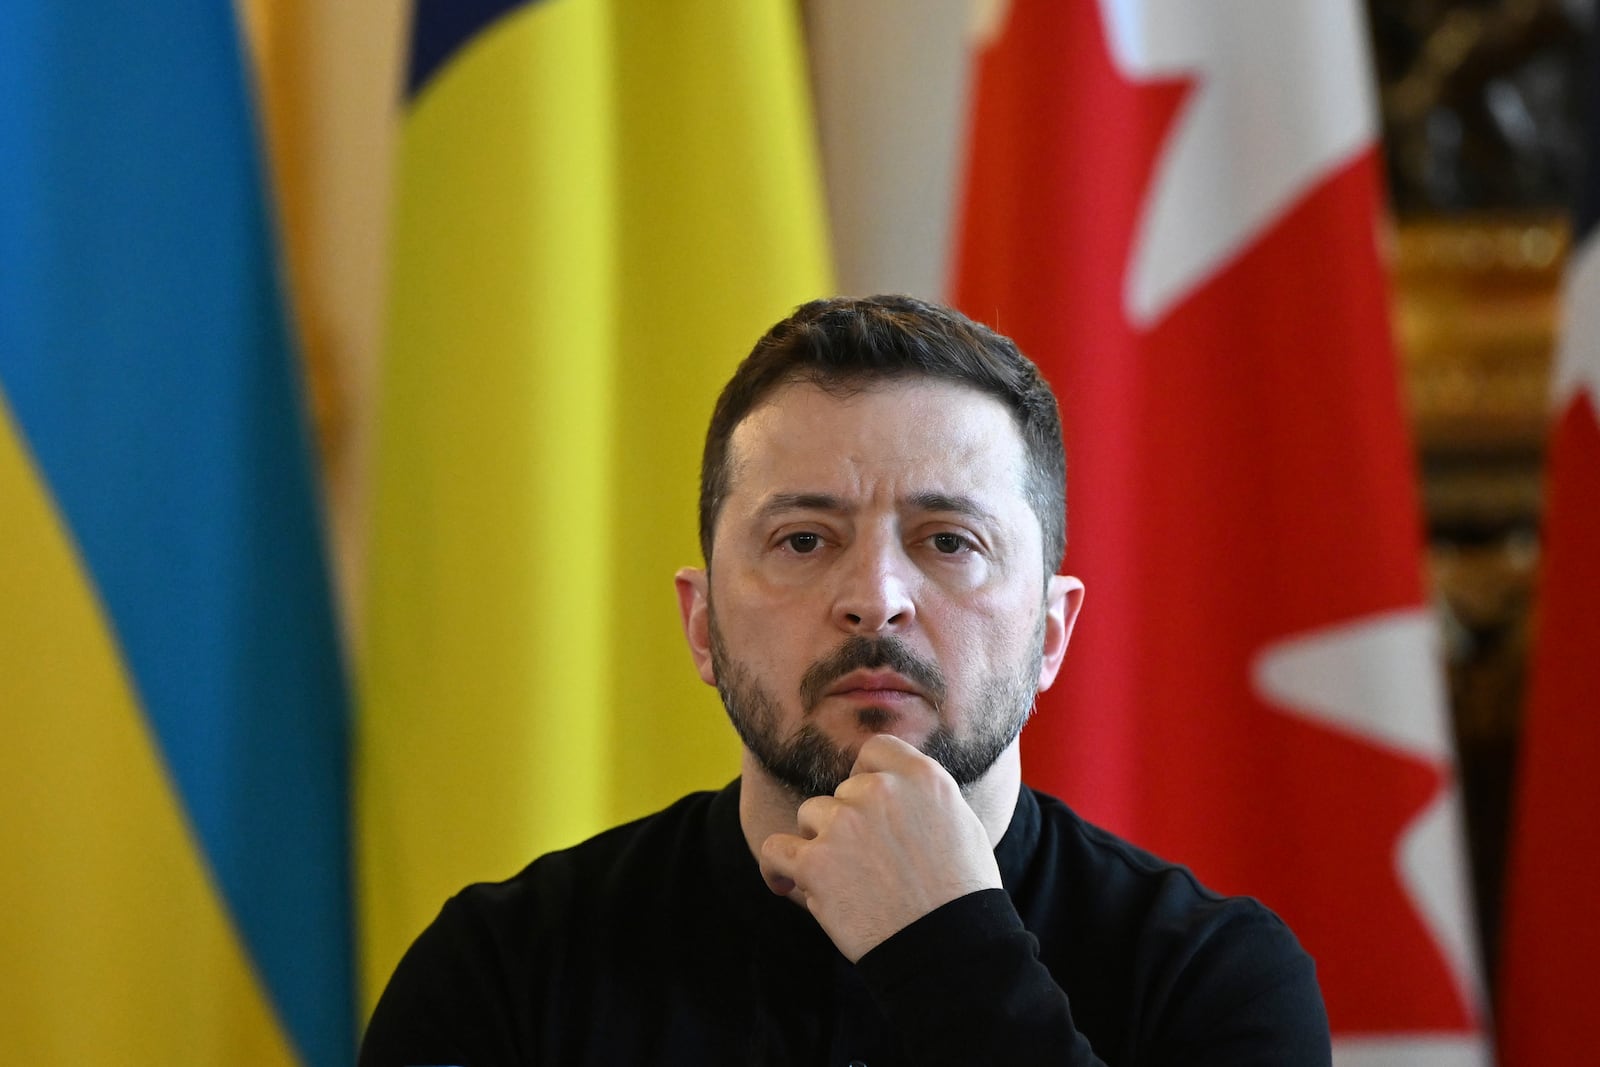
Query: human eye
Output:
[[780, 531, 824, 554], [928, 531, 976, 555]]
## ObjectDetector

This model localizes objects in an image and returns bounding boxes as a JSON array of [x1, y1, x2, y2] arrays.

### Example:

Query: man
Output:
[[360, 296, 1331, 1065]]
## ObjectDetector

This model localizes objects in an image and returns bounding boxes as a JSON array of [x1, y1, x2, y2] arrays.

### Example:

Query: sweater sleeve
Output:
[[854, 888, 1332, 1066], [855, 889, 1107, 1066]]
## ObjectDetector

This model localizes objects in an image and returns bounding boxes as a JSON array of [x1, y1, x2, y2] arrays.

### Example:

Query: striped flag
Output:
[[1496, 33, 1600, 1065], [358, 0, 831, 1005], [0, 4, 355, 1064], [951, 2, 1489, 1061]]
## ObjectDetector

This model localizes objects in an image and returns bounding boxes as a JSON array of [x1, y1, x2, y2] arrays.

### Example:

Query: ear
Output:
[[675, 566, 718, 687], [1036, 574, 1085, 692]]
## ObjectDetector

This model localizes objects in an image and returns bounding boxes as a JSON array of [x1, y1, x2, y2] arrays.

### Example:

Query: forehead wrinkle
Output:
[[724, 380, 1032, 531]]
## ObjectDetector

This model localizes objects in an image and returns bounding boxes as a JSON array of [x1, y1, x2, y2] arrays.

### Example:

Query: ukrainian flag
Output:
[[360, 0, 832, 1003], [0, 4, 354, 1064]]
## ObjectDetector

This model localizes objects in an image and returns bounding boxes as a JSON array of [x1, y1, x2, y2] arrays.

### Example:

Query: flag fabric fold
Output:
[[358, 0, 831, 1005], [951, 2, 1488, 1061], [1496, 36, 1600, 1064], [0, 4, 354, 1064]]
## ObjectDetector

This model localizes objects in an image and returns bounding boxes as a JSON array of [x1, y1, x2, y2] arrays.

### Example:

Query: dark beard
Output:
[[708, 610, 1043, 799]]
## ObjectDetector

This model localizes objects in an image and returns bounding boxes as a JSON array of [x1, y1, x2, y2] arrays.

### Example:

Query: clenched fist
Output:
[[758, 734, 1004, 961]]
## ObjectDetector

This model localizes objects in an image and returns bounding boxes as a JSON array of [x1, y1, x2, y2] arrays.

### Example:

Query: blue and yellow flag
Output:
[[0, 5, 354, 1064], [360, 0, 831, 1004]]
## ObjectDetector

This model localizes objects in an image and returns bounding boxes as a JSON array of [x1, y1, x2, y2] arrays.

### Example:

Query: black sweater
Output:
[[361, 780, 1330, 1065]]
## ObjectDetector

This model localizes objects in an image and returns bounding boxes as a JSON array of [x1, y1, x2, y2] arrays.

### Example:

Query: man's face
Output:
[[677, 379, 1081, 799]]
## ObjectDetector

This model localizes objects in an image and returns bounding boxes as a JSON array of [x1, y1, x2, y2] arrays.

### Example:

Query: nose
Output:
[[832, 532, 916, 634]]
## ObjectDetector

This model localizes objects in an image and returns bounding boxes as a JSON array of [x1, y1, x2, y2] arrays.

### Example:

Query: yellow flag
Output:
[[359, 0, 831, 1004]]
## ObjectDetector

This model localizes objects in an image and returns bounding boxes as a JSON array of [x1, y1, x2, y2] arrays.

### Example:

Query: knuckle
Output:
[[842, 771, 890, 806], [908, 753, 953, 789], [797, 794, 834, 826]]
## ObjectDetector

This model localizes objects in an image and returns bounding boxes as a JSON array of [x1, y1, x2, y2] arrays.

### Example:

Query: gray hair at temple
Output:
[[697, 294, 1067, 575]]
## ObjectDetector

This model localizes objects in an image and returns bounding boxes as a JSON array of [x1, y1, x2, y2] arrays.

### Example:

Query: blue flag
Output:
[[0, 4, 354, 1063]]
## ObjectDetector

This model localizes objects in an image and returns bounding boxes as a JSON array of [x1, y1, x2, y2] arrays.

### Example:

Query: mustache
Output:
[[798, 635, 947, 712]]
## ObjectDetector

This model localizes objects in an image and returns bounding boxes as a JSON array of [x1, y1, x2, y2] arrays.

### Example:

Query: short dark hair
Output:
[[698, 294, 1066, 571]]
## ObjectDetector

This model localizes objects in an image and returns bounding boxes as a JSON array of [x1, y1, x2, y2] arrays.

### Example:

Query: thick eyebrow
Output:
[[754, 490, 999, 525], [756, 492, 848, 519], [907, 491, 998, 526]]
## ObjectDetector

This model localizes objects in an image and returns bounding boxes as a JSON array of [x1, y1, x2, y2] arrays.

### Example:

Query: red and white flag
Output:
[[1496, 86, 1600, 1065], [951, 2, 1489, 1060]]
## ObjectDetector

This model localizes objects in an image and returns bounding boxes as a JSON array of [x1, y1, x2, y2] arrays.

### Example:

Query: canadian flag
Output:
[[1496, 113, 1600, 1064], [952, 2, 1490, 1061]]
